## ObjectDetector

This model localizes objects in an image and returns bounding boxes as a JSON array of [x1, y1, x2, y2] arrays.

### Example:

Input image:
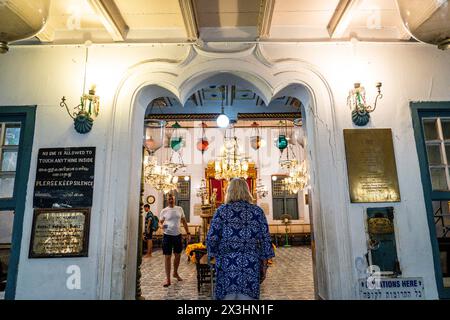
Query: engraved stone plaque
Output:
[[344, 129, 400, 203], [29, 208, 90, 258]]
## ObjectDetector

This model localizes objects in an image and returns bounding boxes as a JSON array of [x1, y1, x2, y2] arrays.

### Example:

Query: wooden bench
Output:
[[269, 223, 311, 246]]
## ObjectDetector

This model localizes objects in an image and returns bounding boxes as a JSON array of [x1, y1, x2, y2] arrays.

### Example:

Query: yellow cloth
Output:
[[185, 243, 206, 263]]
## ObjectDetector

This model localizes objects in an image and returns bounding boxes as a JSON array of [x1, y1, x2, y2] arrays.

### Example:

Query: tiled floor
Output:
[[140, 246, 315, 300]]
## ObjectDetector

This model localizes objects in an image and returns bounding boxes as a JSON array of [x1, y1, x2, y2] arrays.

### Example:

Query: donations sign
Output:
[[33, 147, 96, 208], [29, 208, 90, 258], [359, 277, 425, 300]]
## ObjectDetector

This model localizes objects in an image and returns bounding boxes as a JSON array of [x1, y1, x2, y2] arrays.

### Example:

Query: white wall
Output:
[[0, 41, 449, 299]]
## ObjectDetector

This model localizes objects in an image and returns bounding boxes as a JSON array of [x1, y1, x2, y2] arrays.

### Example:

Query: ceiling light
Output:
[[217, 113, 229, 128]]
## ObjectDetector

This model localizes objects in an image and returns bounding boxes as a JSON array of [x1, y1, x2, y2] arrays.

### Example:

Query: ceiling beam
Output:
[[327, 0, 359, 39], [179, 0, 199, 42], [87, 0, 129, 42], [257, 0, 276, 40]]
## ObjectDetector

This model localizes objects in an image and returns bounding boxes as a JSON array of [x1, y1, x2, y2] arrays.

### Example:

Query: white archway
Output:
[[97, 45, 353, 300]]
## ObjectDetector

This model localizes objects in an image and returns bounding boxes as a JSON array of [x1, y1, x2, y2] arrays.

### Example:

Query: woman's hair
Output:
[[225, 178, 254, 204]]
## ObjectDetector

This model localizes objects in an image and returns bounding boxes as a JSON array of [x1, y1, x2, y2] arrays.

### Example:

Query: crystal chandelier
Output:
[[282, 160, 308, 194], [253, 121, 268, 199], [144, 155, 179, 194], [214, 124, 250, 180], [279, 120, 308, 194], [143, 120, 179, 194]]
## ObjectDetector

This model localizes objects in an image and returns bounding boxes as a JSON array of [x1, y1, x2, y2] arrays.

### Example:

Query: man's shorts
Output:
[[144, 230, 153, 241], [162, 234, 183, 255]]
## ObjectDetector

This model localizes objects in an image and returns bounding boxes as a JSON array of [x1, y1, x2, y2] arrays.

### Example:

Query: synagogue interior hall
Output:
[[138, 84, 314, 300], [1, 0, 450, 301]]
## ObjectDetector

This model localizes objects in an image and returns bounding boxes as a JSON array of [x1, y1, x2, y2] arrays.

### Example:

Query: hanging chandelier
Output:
[[252, 121, 268, 199], [282, 160, 308, 194], [144, 155, 179, 194], [143, 120, 179, 194], [214, 123, 250, 180], [279, 120, 308, 194]]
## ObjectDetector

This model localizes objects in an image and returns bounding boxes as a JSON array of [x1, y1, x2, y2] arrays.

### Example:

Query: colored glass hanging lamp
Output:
[[197, 122, 209, 153], [250, 121, 263, 150], [170, 121, 183, 152], [275, 120, 288, 151], [144, 120, 166, 155]]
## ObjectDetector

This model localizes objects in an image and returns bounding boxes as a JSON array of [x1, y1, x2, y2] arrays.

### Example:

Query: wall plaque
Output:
[[33, 147, 96, 208], [343, 129, 400, 203], [29, 208, 90, 258]]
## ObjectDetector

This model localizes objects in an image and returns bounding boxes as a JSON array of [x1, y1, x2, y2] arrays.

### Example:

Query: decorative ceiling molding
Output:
[[178, 45, 198, 67], [179, 0, 199, 42], [327, 0, 359, 39], [145, 112, 302, 121], [253, 43, 273, 68], [193, 43, 257, 58], [257, 0, 276, 40], [87, 0, 129, 41], [36, 23, 55, 42]]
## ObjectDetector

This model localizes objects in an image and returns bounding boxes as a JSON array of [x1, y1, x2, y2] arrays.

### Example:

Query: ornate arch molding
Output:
[[99, 43, 352, 300]]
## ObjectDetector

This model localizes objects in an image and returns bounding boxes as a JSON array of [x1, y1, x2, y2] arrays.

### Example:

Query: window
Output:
[[0, 107, 36, 300], [163, 176, 191, 222], [271, 175, 299, 220], [0, 123, 21, 295], [0, 123, 21, 199], [423, 118, 450, 190], [412, 104, 450, 299], [421, 116, 450, 289]]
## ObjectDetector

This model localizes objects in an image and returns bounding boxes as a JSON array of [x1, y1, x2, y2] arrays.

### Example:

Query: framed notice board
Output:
[[29, 208, 90, 258], [33, 147, 96, 208]]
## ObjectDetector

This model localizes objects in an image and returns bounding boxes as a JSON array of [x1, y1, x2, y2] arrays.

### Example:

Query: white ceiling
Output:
[[10, 0, 418, 44]]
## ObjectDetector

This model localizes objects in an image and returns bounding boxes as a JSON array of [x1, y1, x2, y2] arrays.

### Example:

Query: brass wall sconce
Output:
[[60, 41, 99, 134], [347, 82, 382, 126], [60, 85, 99, 134]]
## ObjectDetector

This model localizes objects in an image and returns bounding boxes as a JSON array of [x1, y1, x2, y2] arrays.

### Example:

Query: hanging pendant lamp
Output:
[[197, 122, 209, 153]]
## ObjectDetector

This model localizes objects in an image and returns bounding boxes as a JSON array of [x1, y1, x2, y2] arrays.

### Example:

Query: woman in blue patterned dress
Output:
[[206, 178, 275, 300]]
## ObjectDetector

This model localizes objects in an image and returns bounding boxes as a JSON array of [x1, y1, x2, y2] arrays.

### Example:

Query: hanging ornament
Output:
[[144, 120, 166, 155], [276, 135, 288, 150], [197, 122, 209, 153], [250, 122, 262, 150], [275, 120, 289, 151], [170, 121, 183, 152]]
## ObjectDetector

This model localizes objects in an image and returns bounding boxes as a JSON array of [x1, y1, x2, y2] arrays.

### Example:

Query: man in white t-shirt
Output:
[[159, 193, 190, 287]]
